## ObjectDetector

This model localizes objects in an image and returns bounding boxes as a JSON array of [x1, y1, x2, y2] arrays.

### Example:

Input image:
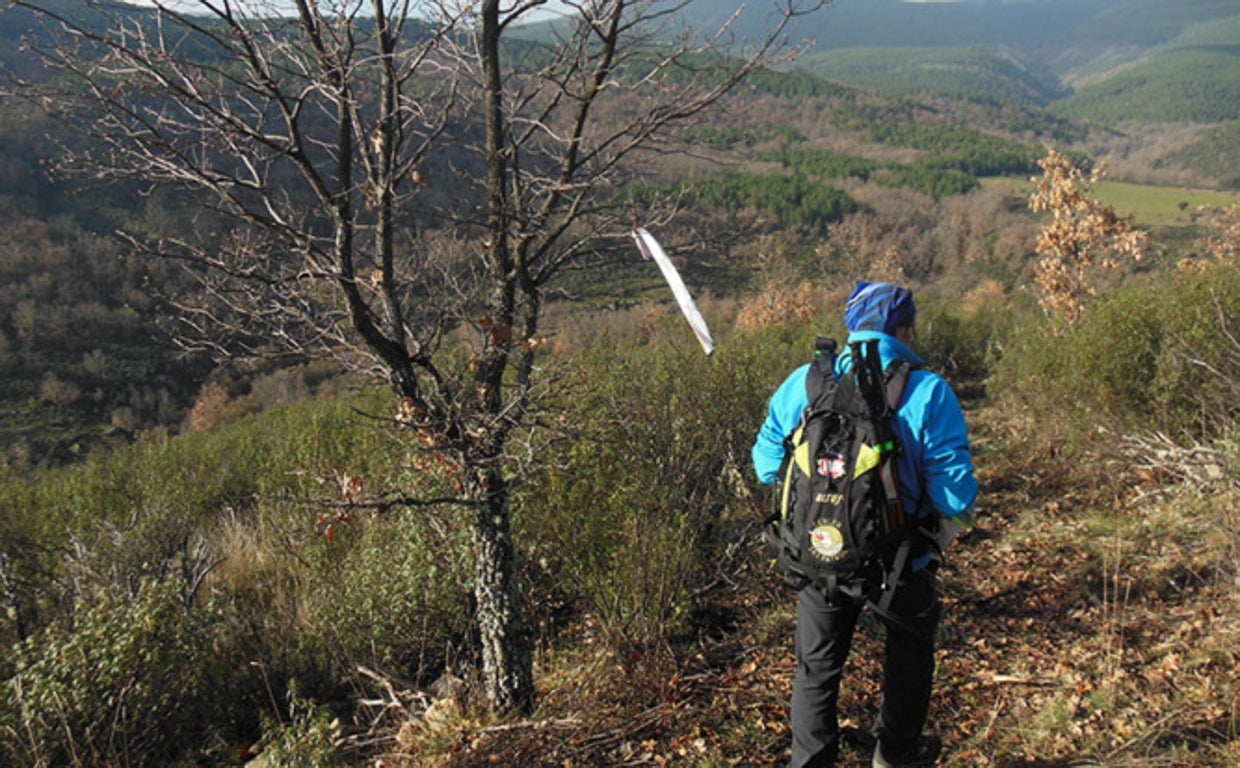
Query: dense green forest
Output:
[[1, 1, 1239, 766]]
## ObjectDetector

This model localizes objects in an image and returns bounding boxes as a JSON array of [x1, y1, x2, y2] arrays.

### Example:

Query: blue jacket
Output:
[[752, 331, 978, 528]]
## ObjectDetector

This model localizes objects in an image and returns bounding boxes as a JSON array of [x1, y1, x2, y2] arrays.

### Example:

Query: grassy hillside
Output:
[[4, 266, 1240, 766], [2, 2, 1240, 765], [1091, 181, 1239, 227]]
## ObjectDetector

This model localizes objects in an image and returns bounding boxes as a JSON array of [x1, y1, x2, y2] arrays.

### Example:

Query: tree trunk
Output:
[[469, 0, 534, 716], [472, 468, 534, 714]]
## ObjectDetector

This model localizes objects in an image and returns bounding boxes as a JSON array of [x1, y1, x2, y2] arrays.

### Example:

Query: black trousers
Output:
[[787, 569, 941, 768]]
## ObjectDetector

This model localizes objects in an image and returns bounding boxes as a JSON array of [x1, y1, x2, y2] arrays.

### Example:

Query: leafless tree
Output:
[[7, 0, 819, 713]]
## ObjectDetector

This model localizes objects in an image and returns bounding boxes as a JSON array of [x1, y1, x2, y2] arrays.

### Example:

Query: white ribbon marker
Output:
[[632, 227, 715, 356]]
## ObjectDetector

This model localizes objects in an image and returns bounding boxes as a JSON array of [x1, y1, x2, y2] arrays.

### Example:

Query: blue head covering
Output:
[[844, 281, 916, 334]]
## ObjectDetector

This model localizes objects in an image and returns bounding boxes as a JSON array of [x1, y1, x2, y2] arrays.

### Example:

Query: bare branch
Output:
[[9, 0, 823, 714]]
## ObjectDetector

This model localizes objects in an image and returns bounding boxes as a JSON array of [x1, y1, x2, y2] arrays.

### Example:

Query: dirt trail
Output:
[[407, 406, 1238, 767]]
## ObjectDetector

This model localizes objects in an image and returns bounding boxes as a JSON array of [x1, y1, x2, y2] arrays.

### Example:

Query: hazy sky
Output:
[[117, 0, 1056, 17], [118, 1, 495, 16], [117, 0, 569, 21], [121, 0, 987, 10], [123, 1, 305, 10]]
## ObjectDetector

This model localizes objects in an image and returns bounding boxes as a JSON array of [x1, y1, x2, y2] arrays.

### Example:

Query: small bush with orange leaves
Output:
[[1188, 201, 1240, 269], [1029, 150, 1148, 328], [734, 280, 830, 333]]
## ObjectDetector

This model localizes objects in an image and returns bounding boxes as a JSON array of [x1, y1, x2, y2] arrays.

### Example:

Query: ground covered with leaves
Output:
[[370, 405, 1240, 768]]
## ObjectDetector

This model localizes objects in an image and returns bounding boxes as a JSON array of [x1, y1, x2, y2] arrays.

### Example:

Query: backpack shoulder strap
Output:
[[883, 359, 918, 414], [804, 337, 838, 406]]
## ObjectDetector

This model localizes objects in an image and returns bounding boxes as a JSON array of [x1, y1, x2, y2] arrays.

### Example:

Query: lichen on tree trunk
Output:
[[471, 469, 534, 714]]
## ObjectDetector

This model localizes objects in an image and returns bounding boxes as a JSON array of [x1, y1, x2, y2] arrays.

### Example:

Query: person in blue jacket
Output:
[[752, 281, 978, 768]]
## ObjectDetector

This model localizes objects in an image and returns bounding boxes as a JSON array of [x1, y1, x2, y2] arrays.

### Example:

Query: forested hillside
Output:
[[1, 0, 1237, 468], [670, 0, 1240, 123], [1052, 12, 1240, 123], [0, 1, 1238, 766], [0, 103, 213, 468]]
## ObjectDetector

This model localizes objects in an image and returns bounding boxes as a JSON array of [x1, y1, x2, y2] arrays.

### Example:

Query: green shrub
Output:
[[0, 390, 430, 760], [255, 681, 347, 768], [1146, 268, 1240, 435], [302, 511, 472, 678], [5, 577, 227, 767], [519, 340, 713, 653], [1, 390, 395, 616], [914, 293, 1015, 384], [516, 323, 815, 655], [991, 267, 1240, 439]]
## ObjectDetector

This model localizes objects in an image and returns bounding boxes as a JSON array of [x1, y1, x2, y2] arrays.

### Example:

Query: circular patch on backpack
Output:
[[809, 521, 845, 561]]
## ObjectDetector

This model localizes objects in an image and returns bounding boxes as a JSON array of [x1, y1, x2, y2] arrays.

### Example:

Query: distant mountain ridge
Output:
[[682, 0, 1240, 119], [686, 0, 1231, 72], [6, 0, 1238, 121]]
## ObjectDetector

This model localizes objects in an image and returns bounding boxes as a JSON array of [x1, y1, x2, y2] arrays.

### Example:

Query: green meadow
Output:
[[1093, 180, 1238, 226], [982, 176, 1238, 227]]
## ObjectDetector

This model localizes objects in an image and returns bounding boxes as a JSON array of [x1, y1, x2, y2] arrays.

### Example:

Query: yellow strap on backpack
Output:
[[854, 443, 880, 477]]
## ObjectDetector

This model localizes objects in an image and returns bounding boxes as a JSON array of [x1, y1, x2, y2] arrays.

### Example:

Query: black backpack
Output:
[[764, 337, 921, 617]]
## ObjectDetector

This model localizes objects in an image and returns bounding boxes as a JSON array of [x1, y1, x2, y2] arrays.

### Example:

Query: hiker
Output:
[[752, 281, 978, 768]]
